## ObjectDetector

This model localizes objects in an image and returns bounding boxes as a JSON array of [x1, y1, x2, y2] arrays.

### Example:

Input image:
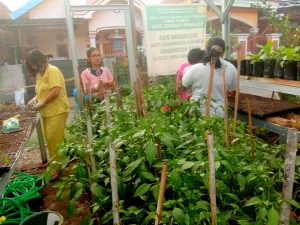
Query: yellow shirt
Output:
[[35, 64, 70, 117]]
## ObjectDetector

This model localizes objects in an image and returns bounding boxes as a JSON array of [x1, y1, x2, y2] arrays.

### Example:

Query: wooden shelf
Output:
[[240, 76, 300, 96], [241, 76, 300, 88]]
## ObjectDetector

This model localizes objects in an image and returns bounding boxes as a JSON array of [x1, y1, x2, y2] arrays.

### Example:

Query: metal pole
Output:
[[64, 0, 83, 109], [125, 9, 138, 86], [222, 0, 231, 59]]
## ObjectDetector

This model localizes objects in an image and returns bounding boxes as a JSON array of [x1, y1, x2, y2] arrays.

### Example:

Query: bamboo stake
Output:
[[233, 48, 241, 133], [222, 68, 229, 147], [86, 83, 96, 172], [280, 128, 298, 225], [206, 131, 217, 225], [155, 162, 168, 225], [155, 137, 162, 160], [134, 81, 143, 117], [112, 61, 123, 108], [104, 94, 120, 225], [246, 98, 255, 160], [205, 58, 216, 117]]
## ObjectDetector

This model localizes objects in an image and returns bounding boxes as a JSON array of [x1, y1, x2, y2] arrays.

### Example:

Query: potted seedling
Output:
[[248, 51, 264, 77], [280, 46, 300, 80], [256, 41, 277, 78]]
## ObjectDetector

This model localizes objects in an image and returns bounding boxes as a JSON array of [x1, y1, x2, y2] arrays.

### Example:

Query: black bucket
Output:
[[20, 211, 63, 225]]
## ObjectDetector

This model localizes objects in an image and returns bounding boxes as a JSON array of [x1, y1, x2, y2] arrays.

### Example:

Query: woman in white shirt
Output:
[[182, 37, 237, 117]]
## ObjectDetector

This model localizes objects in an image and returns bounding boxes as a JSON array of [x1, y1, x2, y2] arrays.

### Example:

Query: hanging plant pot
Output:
[[245, 60, 253, 76], [297, 61, 300, 81], [263, 59, 276, 78], [240, 59, 246, 75], [253, 61, 264, 77], [284, 61, 297, 80], [273, 59, 284, 79]]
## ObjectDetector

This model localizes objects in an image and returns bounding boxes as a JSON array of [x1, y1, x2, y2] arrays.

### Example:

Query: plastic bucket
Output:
[[20, 211, 63, 225]]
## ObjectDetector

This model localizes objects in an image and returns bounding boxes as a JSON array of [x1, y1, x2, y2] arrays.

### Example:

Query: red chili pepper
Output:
[[161, 106, 172, 112]]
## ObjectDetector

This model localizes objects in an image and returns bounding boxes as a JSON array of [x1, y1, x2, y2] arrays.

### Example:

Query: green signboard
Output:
[[146, 5, 206, 31]]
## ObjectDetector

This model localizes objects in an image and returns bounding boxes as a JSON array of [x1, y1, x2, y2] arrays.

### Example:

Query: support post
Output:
[[125, 5, 138, 86], [206, 131, 217, 225], [280, 128, 298, 225], [36, 114, 47, 163], [64, 0, 83, 109]]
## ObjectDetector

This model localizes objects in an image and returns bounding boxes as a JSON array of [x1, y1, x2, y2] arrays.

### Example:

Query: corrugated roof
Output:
[[10, 0, 42, 19]]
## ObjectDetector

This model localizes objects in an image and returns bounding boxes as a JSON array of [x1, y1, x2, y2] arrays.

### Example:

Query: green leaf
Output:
[[144, 141, 156, 165], [151, 184, 160, 201], [237, 174, 245, 191], [133, 129, 146, 138], [257, 207, 268, 221], [295, 156, 300, 166], [142, 172, 156, 181], [169, 170, 182, 189], [91, 182, 104, 197], [176, 138, 195, 149], [160, 133, 174, 149], [172, 208, 186, 225], [181, 161, 195, 170], [287, 199, 300, 209], [61, 156, 70, 169], [133, 183, 152, 197], [266, 207, 279, 225], [225, 193, 240, 202], [244, 196, 262, 206], [123, 158, 143, 177], [196, 200, 210, 211]]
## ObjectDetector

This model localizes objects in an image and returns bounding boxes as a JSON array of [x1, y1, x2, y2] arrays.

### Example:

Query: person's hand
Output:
[[28, 97, 37, 106], [33, 102, 46, 110]]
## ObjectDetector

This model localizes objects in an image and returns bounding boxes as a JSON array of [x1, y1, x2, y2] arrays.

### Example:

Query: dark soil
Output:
[[228, 93, 300, 118]]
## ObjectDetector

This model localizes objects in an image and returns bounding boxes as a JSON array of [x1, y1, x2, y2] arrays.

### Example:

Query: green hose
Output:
[[0, 172, 45, 224]]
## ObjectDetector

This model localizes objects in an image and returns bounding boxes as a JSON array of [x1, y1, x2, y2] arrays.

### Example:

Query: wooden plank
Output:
[[241, 76, 300, 88]]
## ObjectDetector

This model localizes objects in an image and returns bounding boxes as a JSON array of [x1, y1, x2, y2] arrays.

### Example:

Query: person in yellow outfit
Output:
[[25, 49, 70, 163]]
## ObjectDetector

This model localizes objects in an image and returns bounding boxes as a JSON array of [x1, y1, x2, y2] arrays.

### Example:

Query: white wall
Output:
[[22, 26, 88, 59], [0, 65, 25, 104], [89, 9, 144, 32]]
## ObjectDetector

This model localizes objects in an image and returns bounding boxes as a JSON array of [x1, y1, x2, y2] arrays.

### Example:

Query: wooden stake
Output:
[[280, 128, 298, 225], [104, 94, 120, 225], [233, 47, 241, 133], [206, 131, 217, 225], [222, 69, 229, 147], [155, 162, 168, 225], [112, 61, 123, 108], [134, 79, 147, 117], [86, 83, 96, 173], [155, 137, 162, 160], [206, 58, 216, 117], [246, 98, 255, 160]]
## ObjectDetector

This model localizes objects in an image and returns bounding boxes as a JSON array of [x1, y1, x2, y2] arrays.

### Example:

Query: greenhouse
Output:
[[0, 0, 299, 224]]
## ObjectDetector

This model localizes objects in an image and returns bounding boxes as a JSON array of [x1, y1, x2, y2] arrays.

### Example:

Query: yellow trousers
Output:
[[42, 112, 68, 161]]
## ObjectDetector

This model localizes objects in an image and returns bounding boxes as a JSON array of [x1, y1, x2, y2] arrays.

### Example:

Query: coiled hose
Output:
[[0, 171, 44, 224]]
